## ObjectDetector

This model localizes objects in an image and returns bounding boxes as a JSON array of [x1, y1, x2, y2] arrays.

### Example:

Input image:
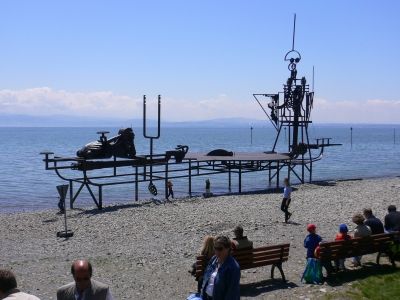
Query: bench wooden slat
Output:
[[320, 242, 389, 252], [196, 254, 289, 271], [320, 234, 392, 247], [234, 251, 290, 263], [240, 257, 289, 270], [321, 239, 375, 249], [233, 245, 289, 256], [233, 249, 290, 260], [235, 251, 290, 263], [247, 243, 290, 252], [320, 243, 391, 256]]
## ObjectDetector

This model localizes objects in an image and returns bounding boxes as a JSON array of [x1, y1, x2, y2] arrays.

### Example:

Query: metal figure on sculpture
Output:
[[76, 128, 136, 159]]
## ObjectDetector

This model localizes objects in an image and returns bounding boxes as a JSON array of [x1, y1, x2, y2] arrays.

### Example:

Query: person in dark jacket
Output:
[[200, 235, 240, 300], [363, 208, 384, 234], [231, 225, 253, 251], [384, 205, 400, 232]]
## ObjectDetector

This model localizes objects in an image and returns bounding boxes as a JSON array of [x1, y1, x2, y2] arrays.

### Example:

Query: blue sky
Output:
[[0, 1, 399, 123]]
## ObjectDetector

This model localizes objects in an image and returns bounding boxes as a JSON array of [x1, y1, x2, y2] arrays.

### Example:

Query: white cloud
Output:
[[0, 87, 399, 123], [312, 98, 400, 123], [0, 87, 143, 118], [162, 94, 266, 121], [0, 88, 267, 121]]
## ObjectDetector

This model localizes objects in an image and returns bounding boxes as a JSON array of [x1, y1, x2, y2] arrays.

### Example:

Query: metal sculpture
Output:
[[254, 14, 340, 182], [41, 15, 340, 211]]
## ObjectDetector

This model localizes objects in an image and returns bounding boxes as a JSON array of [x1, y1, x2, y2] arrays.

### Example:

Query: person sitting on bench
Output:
[[189, 236, 215, 295], [334, 224, 352, 270], [231, 225, 253, 251], [350, 213, 371, 268], [384, 205, 400, 232], [363, 208, 384, 235]]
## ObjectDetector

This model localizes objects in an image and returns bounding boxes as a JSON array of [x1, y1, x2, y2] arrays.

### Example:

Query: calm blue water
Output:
[[0, 125, 399, 213]]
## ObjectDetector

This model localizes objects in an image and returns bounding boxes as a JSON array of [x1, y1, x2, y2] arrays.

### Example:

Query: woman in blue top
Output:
[[281, 178, 292, 223], [200, 235, 240, 300]]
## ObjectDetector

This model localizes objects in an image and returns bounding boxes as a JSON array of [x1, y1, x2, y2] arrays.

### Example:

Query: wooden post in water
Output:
[[251, 127, 253, 144], [350, 127, 353, 147]]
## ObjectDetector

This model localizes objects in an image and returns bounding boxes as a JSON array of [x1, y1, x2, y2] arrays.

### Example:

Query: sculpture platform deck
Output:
[[184, 152, 291, 162]]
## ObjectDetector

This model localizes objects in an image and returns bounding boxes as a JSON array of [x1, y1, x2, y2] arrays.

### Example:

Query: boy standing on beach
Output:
[[303, 224, 323, 259]]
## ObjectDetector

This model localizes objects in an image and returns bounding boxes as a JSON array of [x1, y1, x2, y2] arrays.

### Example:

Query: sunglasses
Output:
[[214, 246, 226, 251], [75, 276, 91, 282]]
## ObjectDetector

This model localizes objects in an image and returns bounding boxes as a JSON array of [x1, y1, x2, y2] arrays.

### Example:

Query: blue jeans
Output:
[[334, 259, 345, 268], [353, 256, 362, 264]]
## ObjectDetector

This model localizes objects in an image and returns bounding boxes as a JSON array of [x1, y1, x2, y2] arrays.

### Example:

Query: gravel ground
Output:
[[1, 177, 400, 300]]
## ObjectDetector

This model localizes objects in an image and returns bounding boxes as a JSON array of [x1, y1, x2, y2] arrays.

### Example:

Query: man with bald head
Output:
[[57, 260, 114, 300]]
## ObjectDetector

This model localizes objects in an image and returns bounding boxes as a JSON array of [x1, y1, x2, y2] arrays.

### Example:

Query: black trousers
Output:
[[281, 198, 291, 221]]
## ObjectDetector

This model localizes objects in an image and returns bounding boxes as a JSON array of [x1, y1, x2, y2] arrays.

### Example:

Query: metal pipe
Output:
[[239, 161, 242, 193]]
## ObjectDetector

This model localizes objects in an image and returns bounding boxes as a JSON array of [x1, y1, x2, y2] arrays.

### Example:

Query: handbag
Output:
[[300, 258, 323, 284]]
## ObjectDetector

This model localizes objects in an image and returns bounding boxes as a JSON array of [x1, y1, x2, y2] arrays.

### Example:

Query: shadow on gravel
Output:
[[286, 221, 301, 226], [310, 181, 337, 187], [323, 262, 397, 286], [240, 279, 298, 297], [73, 197, 181, 217], [74, 201, 152, 216], [224, 187, 285, 196], [42, 218, 58, 223]]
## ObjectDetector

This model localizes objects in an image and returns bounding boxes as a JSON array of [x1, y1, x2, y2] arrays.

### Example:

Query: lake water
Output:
[[0, 125, 399, 213]]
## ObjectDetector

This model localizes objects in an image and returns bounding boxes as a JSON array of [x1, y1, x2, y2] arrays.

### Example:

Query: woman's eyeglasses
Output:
[[214, 246, 225, 251]]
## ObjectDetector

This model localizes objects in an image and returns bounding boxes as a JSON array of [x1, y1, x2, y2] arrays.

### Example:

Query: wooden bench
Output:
[[319, 232, 399, 277], [195, 243, 290, 282]]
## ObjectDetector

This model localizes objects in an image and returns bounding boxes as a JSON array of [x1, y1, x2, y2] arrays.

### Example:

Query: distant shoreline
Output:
[[0, 113, 399, 128]]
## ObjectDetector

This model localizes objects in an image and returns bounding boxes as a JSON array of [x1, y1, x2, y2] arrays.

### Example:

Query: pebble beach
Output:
[[1, 177, 400, 300]]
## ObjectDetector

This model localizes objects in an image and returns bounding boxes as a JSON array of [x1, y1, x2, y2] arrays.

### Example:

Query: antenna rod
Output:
[[292, 13, 296, 51], [313, 66, 315, 93]]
